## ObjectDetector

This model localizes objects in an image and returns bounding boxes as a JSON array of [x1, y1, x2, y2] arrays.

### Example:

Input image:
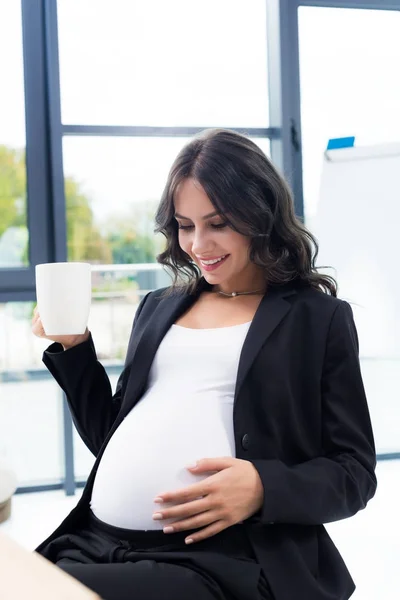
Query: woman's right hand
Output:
[[31, 306, 90, 350]]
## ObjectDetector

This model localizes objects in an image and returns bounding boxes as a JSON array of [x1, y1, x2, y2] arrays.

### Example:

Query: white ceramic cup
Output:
[[35, 262, 92, 335]]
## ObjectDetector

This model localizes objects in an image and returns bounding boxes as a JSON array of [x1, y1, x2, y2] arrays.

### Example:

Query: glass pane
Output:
[[0, 1, 28, 268], [299, 7, 400, 223], [57, 0, 269, 127], [298, 6, 400, 455], [0, 302, 65, 486]]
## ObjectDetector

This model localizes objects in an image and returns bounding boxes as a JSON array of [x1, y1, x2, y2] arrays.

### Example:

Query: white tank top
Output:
[[90, 320, 251, 530]]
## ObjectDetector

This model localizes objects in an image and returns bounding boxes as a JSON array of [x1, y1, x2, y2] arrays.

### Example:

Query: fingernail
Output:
[[163, 526, 174, 534], [152, 513, 163, 520], [185, 538, 194, 545], [186, 462, 197, 469], [153, 497, 163, 503]]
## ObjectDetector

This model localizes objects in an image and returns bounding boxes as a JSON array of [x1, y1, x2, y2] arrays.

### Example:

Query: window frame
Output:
[[1, 0, 55, 300]]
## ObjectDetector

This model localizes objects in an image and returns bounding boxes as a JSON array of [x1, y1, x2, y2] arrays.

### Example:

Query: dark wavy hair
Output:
[[154, 128, 337, 297]]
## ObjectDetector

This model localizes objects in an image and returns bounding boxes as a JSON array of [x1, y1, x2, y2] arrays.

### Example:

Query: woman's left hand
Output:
[[152, 457, 264, 544]]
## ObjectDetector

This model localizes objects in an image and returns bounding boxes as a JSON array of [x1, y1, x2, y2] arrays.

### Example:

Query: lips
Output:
[[198, 254, 230, 272], [199, 255, 227, 265]]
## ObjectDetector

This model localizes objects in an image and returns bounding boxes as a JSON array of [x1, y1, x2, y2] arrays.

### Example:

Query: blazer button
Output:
[[241, 433, 250, 450]]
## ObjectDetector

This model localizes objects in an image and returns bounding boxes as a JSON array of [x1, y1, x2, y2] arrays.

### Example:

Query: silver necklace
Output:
[[216, 287, 265, 298]]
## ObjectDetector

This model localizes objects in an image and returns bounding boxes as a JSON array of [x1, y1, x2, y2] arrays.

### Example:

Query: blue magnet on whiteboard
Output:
[[326, 137, 355, 150]]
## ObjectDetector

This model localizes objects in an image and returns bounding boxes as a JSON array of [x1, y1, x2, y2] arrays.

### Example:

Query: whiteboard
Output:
[[310, 142, 400, 359]]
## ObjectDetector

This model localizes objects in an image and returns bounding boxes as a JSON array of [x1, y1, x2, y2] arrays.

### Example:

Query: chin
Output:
[[203, 273, 230, 286]]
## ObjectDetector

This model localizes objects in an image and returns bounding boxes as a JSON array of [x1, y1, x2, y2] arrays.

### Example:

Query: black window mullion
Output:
[[299, 0, 400, 9], [44, 0, 67, 263], [22, 0, 54, 277], [61, 125, 280, 138]]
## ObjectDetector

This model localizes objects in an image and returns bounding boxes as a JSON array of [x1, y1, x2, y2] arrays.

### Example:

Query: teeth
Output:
[[201, 255, 226, 265]]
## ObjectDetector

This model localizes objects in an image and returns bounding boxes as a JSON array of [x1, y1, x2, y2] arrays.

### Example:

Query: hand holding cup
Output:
[[31, 306, 89, 350]]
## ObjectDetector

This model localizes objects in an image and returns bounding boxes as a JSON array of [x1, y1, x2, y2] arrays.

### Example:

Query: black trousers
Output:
[[51, 511, 274, 600]]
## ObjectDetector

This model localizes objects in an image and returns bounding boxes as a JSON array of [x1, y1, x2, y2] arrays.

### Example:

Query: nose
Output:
[[191, 228, 213, 256]]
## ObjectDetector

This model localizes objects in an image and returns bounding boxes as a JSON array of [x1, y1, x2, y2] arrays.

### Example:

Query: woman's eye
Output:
[[211, 222, 228, 229], [177, 223, 228, 230]]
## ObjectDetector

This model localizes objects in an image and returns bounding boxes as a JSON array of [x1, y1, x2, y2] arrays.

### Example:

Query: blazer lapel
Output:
[[120, 283, 206, 417], [234, 284, 297, 402]]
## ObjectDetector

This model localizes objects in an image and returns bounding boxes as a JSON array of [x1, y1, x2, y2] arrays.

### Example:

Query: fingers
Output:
[[183, 521, 226, 545], [188, 457, 235, 473], [31, 307, 46, 338], [32, 320, 45, 338], [156, 479, 213, 505], [32, 305, 40, 325], [153, 498, 207, 522], [162, 510, 218, 535]]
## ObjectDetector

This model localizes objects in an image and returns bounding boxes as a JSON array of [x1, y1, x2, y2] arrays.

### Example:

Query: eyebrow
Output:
[[174, 211, 220, 220]]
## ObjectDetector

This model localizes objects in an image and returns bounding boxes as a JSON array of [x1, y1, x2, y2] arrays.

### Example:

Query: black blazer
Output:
[[37, 278, 377, 600]]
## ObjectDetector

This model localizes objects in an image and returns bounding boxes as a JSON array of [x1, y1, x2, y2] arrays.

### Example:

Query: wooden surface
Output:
[[0, 531, 101, 600], [0, 498, 11, 524]]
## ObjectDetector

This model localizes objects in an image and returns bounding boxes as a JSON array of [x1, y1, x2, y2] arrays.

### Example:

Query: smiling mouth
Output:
[[199, 255, 227, 265], [198, 254, 230, 271]]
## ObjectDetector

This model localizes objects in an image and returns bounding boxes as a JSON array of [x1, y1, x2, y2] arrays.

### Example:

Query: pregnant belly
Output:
[[90, 402, 235, 530]]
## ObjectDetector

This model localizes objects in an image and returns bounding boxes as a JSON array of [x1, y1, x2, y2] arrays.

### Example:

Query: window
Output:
[[299, 6, 400, 454], [57, 0, 269, 127], [299, 6, 400, 224], [0, 0, 28, 268]]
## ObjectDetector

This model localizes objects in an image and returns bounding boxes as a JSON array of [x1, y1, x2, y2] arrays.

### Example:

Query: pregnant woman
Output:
[[32, 129, 377, 600]]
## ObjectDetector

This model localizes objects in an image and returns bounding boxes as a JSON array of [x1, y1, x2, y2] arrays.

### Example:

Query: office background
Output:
[[0, 1, 399, 597]]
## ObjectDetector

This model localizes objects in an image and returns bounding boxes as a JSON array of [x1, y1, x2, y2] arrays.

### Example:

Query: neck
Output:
[[213, 281, 267, 296], [205, 267, 267, 296]]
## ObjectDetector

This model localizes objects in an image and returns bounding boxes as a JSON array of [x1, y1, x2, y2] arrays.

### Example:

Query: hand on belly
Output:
[[151, 457, 264, 544]]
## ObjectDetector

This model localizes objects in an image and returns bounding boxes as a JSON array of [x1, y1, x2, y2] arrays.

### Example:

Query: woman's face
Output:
[[174, 178, 264, 292]]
